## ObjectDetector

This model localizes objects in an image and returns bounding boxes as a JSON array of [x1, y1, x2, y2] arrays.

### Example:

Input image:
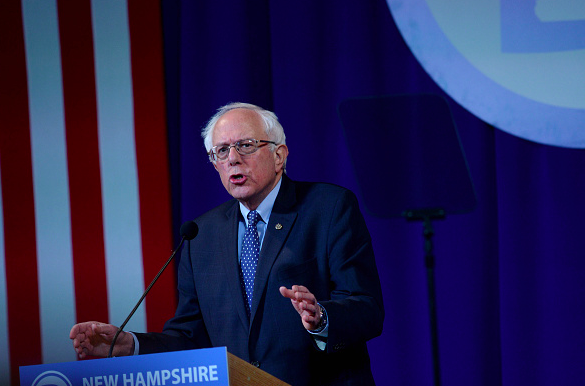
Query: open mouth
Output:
[[230, 174, 246, 184]]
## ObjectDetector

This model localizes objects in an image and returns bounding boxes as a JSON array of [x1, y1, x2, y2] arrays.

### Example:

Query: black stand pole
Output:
[[338, 94, 477, 386], [404, 208, 445, 386], [107, 235, 188, 358]]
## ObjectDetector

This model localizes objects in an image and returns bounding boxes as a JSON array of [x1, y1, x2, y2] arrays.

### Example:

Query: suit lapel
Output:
[[221, 201, 250, 331], [250, 175, 297, 322]]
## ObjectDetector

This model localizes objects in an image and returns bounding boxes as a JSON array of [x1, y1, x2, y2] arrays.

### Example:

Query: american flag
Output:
[[0, 1, 176, 384]]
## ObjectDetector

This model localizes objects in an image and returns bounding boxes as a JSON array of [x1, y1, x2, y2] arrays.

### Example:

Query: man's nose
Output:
[[227, 146, 241, 164]]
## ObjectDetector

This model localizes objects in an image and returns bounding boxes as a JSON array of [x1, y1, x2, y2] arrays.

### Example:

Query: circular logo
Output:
[[32, 371, 72, 386], [386, 0, 585, 148]]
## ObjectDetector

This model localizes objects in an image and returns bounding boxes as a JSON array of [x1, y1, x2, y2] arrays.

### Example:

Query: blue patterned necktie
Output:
[[241, 210, 261, 316]]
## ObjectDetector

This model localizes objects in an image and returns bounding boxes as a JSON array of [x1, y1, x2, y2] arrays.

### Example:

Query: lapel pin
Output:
[[275, 223, 283, 230]]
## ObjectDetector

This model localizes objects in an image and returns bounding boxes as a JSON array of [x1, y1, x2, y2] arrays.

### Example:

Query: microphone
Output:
[[180, 220, 199, 241], [107, 221, 199, 358]]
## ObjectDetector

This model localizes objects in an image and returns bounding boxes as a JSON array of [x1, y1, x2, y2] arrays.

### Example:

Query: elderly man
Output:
[[70, 103, 384, 385]]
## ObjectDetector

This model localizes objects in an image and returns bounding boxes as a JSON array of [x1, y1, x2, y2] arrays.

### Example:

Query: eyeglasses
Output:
[[208, 139, 276, 162]]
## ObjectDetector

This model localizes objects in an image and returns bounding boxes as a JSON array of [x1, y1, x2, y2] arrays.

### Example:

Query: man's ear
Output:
[[274, 144, 289, 171]]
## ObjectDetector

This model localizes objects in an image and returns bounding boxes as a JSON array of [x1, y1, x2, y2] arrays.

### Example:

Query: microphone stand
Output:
[[107, 235, 188, 358], [403, 208, 445, 386]]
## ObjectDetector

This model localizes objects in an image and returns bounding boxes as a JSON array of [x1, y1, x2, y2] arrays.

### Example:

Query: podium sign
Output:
[[20, 347, 229, 386]]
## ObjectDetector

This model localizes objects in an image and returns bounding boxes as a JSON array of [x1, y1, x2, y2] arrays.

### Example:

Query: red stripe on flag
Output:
[[128, 0, 177, 332], [57, 1, 110, 325], [0, 0, 42, 382]]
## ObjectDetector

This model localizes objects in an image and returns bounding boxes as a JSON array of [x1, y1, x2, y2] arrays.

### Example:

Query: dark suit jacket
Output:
[[136, 174, 384, 385]]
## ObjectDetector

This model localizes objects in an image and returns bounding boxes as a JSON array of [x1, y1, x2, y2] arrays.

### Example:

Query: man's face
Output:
[[212, 108, 288, 210]]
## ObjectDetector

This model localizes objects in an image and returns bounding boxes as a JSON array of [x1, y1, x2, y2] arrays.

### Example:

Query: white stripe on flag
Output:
[[22, 0, 77, 364], [91, 0, 146, 332], [0, 165, 10, 386]]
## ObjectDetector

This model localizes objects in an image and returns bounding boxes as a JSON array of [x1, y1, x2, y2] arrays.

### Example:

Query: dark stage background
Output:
[[161, 1, 585, 385]]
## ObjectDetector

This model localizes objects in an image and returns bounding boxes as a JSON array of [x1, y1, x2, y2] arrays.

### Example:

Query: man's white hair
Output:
[[201, 102, 286, 152]]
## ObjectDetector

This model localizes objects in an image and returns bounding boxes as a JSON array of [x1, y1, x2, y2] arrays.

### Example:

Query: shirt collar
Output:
[[239, 176, 282, 226]]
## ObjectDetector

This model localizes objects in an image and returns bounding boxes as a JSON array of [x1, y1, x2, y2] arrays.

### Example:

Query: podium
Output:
[[20, 347, 290, 386]]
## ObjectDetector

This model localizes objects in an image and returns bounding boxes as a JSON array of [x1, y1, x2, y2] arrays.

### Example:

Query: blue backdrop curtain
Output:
[[161, 1, 585, 385]]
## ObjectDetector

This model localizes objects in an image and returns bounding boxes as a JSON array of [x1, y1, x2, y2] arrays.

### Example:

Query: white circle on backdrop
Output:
[[386, 0, 585, 148]]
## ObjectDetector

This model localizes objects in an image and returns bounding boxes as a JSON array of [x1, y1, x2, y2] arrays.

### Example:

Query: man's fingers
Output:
[[299, 301, 318, 313], [279, 286, 294, 299], [281, 285, 315, 301], [291, 285, 310, 293], [302, 313, 319, 324], [295, 292, 316, 305], [92, 323, 108, 336], [69, 323, 89, 339], [70, 321, 100, 339], [90, 322, 119, 340], [280, 285, 322, 330]]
